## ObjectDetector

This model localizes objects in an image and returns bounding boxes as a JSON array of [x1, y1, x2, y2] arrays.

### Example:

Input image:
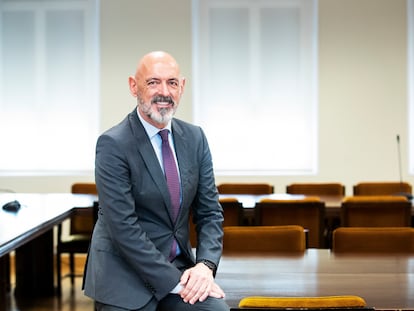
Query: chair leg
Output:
[[56, 251, 62, 296], [69, 253, 75, 285], [0, 254, 11, 295]]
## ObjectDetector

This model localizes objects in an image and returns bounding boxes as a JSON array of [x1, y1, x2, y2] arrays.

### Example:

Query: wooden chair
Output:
[[217, 183, 274, 194], [234, 295, 372, 310], [341, 196, 411, 227], [56, 182, 97, 294], [332, 227, 414, 254], [353, 181, 412, 196], [189, 197, 244, 247], [222, 225, 306, 255], [286, 182, 345, 196], [286, 182, 345, 248], [255, 197, 325, 248]]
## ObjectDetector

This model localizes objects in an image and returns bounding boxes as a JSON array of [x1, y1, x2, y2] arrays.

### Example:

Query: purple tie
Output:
[[159, 129, 180, 260], [159, 129, 181, 220]]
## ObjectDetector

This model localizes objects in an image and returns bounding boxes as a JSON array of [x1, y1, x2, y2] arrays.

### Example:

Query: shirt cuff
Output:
[[170, 282, 183, 294]]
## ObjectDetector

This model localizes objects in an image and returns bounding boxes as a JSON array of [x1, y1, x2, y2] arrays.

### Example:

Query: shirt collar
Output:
[[136, 108, 172, 139]]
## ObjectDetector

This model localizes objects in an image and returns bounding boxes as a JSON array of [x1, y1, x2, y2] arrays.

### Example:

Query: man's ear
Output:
[[179, 77, 186, 96], [128, 76, 138, 97]]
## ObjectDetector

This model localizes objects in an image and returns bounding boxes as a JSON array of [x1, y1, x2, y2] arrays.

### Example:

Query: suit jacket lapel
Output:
[[128, 111, 174, 222]]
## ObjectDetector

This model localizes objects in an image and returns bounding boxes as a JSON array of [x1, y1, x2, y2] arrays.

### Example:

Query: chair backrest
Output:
[[332, 227, 414, 254], [341, 195, 411, 227], [353, 181, 412, 196], [70, 182, 98, 235], [235, 295, 370, 310], [71, 182, 98, 194], [221, 197, 244, 227], [255, 197, 325, 248], [217, 183, 274, 194], [222, 225, 306, 254], [286, 183, 345, 196], [189, 197, 244, 247]]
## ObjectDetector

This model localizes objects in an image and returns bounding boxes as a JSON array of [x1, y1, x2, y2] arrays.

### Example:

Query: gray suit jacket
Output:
[[83, 110, 224, 309]]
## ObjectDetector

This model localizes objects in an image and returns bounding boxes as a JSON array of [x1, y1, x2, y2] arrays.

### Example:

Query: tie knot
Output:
[[159, 129, 169, 142]]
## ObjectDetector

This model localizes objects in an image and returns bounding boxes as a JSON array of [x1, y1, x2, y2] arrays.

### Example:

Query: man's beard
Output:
[[139, 95, 177, 124]]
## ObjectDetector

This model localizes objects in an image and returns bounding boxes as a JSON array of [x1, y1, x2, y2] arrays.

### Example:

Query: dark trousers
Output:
[[95, 295, 229, 311], [95, 255, 229, 311]]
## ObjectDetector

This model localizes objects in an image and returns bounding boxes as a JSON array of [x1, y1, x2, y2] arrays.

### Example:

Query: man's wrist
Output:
[[197, 259, 216, 272]]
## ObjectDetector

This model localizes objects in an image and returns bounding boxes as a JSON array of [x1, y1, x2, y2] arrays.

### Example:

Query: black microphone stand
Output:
[[396, 134, 413, 201]]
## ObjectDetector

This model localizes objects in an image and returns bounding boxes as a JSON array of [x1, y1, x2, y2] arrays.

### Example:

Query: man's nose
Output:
[[159, 81, 170, 96]]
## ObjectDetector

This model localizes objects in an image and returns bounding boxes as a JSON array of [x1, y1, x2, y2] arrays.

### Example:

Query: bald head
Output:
[[136, 51, 181, 78]]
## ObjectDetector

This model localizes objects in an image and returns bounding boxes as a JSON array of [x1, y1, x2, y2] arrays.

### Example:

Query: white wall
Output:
[[0, 0, 410, 196]]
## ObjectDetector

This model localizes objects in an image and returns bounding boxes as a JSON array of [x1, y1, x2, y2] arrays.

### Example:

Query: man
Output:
[[83, 51, 229, 311]]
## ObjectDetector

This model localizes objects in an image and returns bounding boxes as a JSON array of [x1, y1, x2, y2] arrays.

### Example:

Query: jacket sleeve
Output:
[[189, 127, 224, 267]]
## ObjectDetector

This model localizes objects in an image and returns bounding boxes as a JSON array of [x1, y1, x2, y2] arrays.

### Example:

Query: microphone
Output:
[[396, 134, 413, 200]]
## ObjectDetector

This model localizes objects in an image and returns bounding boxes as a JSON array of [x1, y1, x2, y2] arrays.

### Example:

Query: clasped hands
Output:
[[178, 262, 225, 304]]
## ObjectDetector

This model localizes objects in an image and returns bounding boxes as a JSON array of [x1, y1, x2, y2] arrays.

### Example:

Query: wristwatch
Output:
[[198, 259, 216, 272]]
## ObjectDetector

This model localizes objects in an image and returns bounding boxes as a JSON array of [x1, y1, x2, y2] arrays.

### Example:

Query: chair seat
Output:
[[238, 295, 367, 308]]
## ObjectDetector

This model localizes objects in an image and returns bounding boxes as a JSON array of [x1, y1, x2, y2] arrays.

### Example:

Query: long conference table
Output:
[[1, 193, 414, 311], [217, 249, 414, 310], [0, 193, 97, 300]]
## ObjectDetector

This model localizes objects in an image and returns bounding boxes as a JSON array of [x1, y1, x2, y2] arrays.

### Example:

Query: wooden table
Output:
[[220, 194, 344, 235], [216, 248, 414, 310], [220, 193, 414, 215], [220, 193, 343, 210], [0, 193, 96, 299]]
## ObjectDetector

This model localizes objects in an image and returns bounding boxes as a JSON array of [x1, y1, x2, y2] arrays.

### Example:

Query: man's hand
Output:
[[179, 263, 225, 304]]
